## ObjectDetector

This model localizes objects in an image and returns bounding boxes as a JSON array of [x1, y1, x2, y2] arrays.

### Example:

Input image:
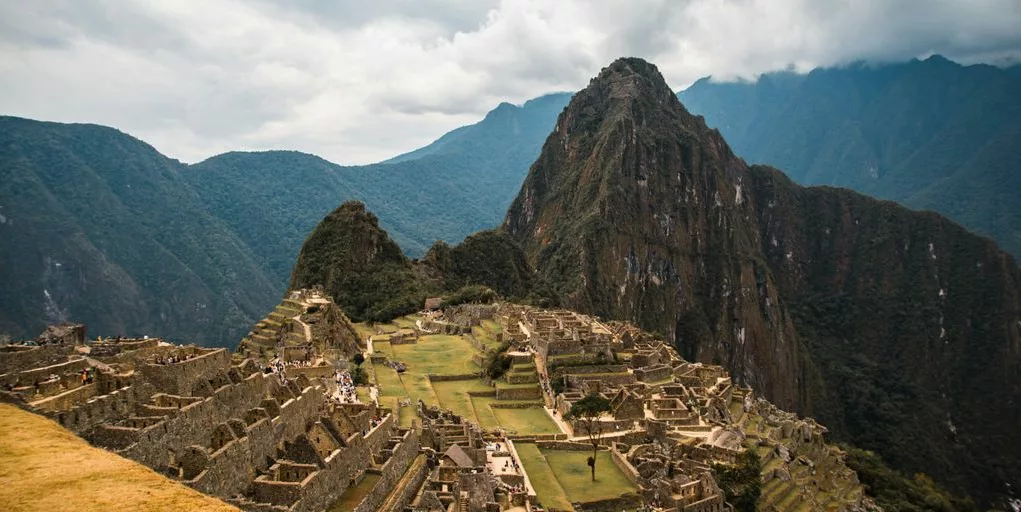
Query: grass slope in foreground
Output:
[[0, 403, 239, 512]]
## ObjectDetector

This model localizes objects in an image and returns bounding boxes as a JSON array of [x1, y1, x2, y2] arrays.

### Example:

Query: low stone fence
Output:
[[495, 386, 541, 400], [567, 372, 634, 387], [490, 402, 544, 409], [575, 494, 644, 512], [536, 440, 599, 451], [507, 433, 568, 441], [428, 373, 481, 382], [549, 364, 627, 378], [610, 444, 640, 486]]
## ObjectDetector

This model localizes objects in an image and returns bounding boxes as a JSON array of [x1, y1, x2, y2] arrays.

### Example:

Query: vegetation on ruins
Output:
[[350, 353, 368, 385], [483, 341, 513, 379], [439, 285, 497, 309], [711, 450, 762, 512], [565, 392, 612, 481]]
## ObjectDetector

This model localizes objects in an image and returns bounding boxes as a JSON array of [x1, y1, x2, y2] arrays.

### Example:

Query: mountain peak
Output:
[[587, 57, 677, 102]]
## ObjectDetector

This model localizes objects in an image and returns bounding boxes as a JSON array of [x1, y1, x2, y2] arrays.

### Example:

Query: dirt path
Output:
[[292, 314, 312, 342]]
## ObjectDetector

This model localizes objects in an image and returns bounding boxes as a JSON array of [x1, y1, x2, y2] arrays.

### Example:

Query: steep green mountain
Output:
[[289, 201, 426, 322], [678, 55, 1021, 258], [505, 58, 1020, 507], [183, 93, 572, 287], [289, 201, 552, 323], [0, 116, 278, 346]]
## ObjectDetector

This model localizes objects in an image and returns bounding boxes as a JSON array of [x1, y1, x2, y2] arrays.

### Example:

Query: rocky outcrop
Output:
[[505, 57, 1021, 506]]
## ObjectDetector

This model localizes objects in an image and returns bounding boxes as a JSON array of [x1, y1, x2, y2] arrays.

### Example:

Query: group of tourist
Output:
[[332, 370, 358, 404], [153, 353, 194, 365]]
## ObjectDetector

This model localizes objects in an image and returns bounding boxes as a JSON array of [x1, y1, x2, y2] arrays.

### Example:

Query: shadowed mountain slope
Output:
[[505, 57, 1021, 507]]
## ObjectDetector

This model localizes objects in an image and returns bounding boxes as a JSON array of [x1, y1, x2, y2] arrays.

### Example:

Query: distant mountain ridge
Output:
[[678, 55, 1021, 258], [505, 57, 1020, 507], [0, 93, 571, 345]]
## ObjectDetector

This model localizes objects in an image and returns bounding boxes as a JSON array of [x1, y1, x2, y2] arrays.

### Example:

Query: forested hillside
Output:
[[0, 116, 277, 346], [184, 93, 572, 286]]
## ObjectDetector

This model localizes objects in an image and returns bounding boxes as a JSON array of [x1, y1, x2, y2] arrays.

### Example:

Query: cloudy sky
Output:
[[1, 0, 1019, 165]]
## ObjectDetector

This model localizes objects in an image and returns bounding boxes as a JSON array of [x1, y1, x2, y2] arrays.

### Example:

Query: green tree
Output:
[[711, 449, 761, 512], [566, 392, 612, 481]]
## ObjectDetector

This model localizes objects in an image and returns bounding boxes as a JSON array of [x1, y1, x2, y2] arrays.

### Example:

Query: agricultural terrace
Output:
[[357, 316, 562, 435]]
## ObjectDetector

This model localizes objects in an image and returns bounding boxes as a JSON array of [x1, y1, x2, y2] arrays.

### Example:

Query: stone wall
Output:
[[187, 415, 277, 497], [58, 383, 148, 434], [635, 364, 673, 382], [495, 386, 541, 400], [610, 444, 640, 486], [549, 364, 627, 378], [117, 373, 314, 470], [138, 349, 230, 396], [289, 420, 416, 512], [575, 494, 643, 512], [354, 440, 425, 512], [0, 356, 89, 387], [567, 372, 635, 387], [0, 344, 74, 374], [428, 373, 482, 382]]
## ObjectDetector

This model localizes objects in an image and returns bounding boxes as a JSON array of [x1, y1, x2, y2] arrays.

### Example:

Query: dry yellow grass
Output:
[[0, 403, 239, 512]]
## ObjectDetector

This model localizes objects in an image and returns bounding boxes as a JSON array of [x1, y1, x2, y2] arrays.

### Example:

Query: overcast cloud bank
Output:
[[1, 0, 1019, 164]]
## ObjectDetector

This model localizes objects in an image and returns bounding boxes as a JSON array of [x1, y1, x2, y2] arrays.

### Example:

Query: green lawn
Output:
[[372, 341, 393, 358], [481, 319, 503, 334], [542, 450, 637, 503], [515, 442, 574, 511], [431, 379, 494, 421], [473, 326, 497, 345], [392, 316, 420, 329], [352, 322, 376, 342], [399, 372, 439, 407], [368, 332, 559, 434], [389, 334, 480, 375], [373, 364, 405, 397], [470, 395, 502, 429], [492, 407, 561, 435]]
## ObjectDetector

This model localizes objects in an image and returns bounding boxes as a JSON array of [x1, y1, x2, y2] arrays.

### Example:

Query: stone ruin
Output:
[[0, 297, 875, 512]]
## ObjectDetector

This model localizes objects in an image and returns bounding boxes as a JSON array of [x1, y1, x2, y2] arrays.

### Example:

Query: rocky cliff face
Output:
[[505, 57, 1020, 506]]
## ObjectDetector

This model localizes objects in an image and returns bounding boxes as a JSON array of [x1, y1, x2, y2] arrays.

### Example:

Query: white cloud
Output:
[[0, 0, 1018, 164]]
